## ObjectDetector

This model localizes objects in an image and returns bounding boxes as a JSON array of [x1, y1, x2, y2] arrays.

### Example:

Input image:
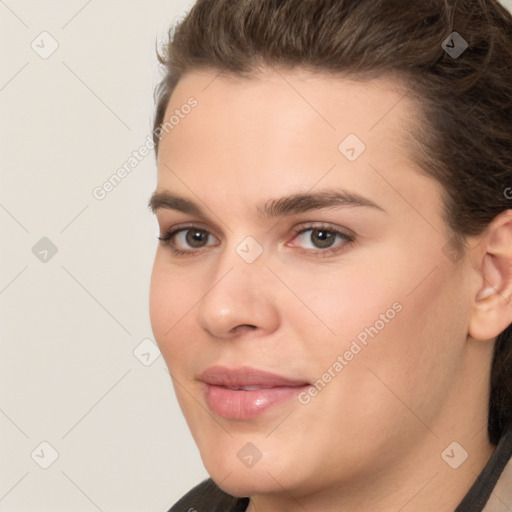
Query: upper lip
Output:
[[198, 366, 310, 388]]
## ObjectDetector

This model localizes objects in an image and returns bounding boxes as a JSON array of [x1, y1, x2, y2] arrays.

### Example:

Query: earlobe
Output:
[[468, 211, 512, 341]]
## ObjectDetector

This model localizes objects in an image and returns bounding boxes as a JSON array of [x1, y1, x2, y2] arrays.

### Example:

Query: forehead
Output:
[[159, 68, 420, 166], [155, 68, 440, 225]]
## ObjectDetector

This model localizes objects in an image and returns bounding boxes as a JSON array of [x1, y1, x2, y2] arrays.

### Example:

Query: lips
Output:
[[199, 366, 310, 388], [198, 366, 311, 420]]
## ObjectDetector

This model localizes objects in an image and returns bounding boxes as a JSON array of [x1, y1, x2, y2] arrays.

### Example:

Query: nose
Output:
[[196, 250, 280, 340]]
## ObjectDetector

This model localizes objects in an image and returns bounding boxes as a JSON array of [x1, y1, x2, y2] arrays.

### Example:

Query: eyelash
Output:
[[158, 223, 355, 258]]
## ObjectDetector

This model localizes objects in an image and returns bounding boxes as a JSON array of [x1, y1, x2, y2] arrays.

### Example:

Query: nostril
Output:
[[232, 324, 257, 335]]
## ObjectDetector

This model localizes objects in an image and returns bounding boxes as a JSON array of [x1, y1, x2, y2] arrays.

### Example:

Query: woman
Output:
[[148, 0, 512, 510]]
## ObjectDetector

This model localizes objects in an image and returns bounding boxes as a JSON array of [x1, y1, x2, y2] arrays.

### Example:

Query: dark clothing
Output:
[[168, 425, 512, 512], [169, 478, 249, 512], [455, 423, 512, 511]]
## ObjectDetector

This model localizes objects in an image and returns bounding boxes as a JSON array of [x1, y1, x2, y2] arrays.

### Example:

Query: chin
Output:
[[211, 468, 284, 498], [200, 445, 294, 497]]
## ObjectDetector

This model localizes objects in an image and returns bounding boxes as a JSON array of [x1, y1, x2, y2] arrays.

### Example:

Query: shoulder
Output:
[[166, 478, 249, 512]]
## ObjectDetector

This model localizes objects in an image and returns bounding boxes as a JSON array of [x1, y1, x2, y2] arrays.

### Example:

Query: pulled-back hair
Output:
[[152, 0, 512, 445]]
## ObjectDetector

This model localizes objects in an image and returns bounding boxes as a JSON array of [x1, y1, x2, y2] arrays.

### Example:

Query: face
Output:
[[149, 69, 475, 498]]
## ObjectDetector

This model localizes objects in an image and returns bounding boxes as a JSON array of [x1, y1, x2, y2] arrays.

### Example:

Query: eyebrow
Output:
[[147, 189, 386, 218]]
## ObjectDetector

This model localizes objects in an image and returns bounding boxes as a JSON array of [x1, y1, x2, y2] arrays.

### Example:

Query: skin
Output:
[[149, 68, 512, 511]]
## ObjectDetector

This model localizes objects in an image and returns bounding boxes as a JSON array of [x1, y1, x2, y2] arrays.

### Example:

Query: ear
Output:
[[469, 210, 512, 341]]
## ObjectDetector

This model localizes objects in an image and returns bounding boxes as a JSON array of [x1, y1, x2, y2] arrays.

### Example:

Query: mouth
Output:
[[198, 366, 311, 420]]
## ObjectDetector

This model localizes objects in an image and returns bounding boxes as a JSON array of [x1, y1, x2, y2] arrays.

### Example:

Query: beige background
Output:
[[1, 1, 511, 511]]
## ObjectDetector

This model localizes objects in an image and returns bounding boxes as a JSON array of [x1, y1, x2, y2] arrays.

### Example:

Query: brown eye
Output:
[[310, 229, 336, 249], [185, 229, 210, 248], [291, 225, 354, 256], [158, 226, 218, 254]]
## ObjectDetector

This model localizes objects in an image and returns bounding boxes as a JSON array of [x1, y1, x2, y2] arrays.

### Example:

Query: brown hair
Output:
[[152, 0, 512, 445]]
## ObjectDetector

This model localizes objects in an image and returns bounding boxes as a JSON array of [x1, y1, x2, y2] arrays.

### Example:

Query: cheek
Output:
[[288, 250, 466, 410], [333, 262, 465, 424], [279, 260, 402, 356], [149, 259, 173, 341], [149, 254, 199, 365]]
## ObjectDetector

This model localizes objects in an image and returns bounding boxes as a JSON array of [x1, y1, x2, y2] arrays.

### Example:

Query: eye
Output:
[[158, 226, 218, 254], [290, 225, 354, 255], [158, 223, 355, 257]]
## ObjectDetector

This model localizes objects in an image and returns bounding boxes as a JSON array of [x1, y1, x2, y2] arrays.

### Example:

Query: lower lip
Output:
[[203, 384, 309, 420]]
